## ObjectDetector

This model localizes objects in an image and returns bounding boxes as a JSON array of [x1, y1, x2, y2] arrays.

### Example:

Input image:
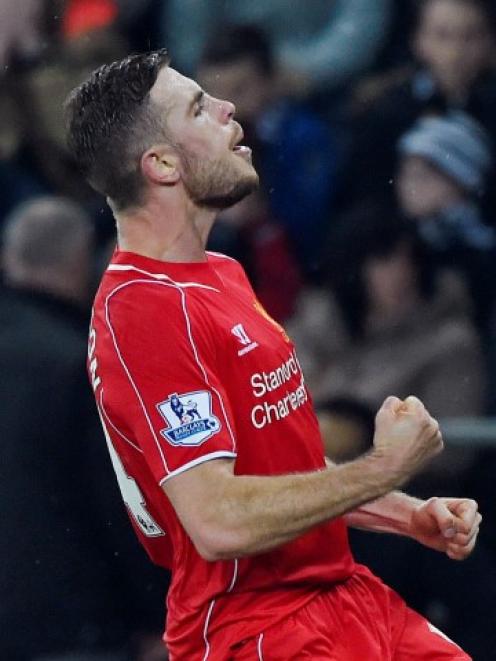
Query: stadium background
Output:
[[1, 0, 495, 659]]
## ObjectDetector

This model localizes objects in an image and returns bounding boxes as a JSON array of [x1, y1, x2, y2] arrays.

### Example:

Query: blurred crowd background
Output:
[[1, 0, 496, 659]]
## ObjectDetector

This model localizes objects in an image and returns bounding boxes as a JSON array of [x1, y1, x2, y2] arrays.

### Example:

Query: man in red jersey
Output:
[[65, 51, 481, 660]]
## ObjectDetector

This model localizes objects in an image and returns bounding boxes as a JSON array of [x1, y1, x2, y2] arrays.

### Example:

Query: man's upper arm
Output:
[[161, 456, 236, 557], [106, 281, 237, 485]]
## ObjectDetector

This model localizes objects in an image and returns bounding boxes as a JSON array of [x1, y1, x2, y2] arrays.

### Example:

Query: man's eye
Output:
[[194, 102, 204, 117]]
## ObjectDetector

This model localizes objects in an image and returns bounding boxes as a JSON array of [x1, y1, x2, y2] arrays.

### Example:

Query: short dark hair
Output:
[[65, 49, 170, 211], [200, 25, 273, 76]]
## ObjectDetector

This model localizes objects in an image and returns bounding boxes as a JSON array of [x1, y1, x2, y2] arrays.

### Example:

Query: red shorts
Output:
[[228, 567, 470, 660]]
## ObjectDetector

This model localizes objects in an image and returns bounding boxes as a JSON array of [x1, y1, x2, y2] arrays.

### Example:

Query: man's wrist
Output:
[[362, 449, 406, 494], [388, 492, 424, 538]]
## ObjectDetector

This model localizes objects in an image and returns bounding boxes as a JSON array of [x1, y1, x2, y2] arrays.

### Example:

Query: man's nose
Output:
[[216, 98, 236, 123]]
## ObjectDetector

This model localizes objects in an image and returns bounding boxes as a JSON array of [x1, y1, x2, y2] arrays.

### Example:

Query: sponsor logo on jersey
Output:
[[249, 350, 308, 429], [231, 322, 258, 356], [157, 391, 221, 446]]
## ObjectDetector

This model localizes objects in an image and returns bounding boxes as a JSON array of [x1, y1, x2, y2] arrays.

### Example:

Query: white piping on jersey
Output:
[[205, 250, 237, 262], [105, 281, 171, 475], [159, 451, 237, 486], [99, 389, 143, 454], [227, 558, 238, 593], [427, 622, 460, 648], [202, 600, 216, 661], [202, 559, 238, 660], [107, 264, 220, 292], [257, 633, 264, 660]]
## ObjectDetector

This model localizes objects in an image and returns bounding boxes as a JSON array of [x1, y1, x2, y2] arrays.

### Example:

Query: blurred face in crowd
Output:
[[2, 200, 94, 306], [149, 66, 259, 209], [396, 154, 464, 218], [364, 242, 419, 318], [414, 0, 495, 98], [197, 57, 271, 123]]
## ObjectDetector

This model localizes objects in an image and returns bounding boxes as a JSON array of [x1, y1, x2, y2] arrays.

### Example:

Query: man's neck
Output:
[[115, 193, 217, 263]]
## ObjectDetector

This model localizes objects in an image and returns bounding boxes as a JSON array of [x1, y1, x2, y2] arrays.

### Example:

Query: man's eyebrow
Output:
[[188, 89, 204, 113]]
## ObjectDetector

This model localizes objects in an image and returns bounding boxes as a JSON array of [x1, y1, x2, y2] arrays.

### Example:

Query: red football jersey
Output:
[[89, 249, 355, 659]]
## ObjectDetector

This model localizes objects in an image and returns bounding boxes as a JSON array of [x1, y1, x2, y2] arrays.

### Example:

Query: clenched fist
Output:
[[410, 497, 482, 560], [373, 395, 443, 488]]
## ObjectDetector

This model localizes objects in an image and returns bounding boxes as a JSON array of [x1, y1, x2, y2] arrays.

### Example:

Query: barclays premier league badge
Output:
[[157, 391, 221, 446]]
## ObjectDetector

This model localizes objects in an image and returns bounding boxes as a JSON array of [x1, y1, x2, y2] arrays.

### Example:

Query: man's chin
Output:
[[197, 172, 259, 211]]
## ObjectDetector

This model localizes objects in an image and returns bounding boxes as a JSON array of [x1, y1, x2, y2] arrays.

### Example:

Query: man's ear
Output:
[[141, 145, 180, 185]]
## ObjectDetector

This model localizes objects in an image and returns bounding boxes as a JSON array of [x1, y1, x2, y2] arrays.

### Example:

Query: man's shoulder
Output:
[[93, 252, 252, 323], [96, 265, 211, 304], [94, 262, 226, 340], [94, 274, 187, 329]]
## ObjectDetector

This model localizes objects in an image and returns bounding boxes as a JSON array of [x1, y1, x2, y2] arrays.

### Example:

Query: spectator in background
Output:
[[197, 24, 339, 273], [288, 206, 486, 418], [0, 0, 43, 70], [0, 196, 115, 659], [0, 197, 168, 660], [0, 81, 46, 225], [2, 25, 129, 244], [397, 112, 496, 333], [347, 0, 496, 206], [0, 0, 50, 225], [1, 196, 94, 315], [163, 0, 392, 99]]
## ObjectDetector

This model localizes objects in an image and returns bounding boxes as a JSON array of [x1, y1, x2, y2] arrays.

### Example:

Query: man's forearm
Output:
[[171, 453, 401, 560], [345, 491, 424, 537]]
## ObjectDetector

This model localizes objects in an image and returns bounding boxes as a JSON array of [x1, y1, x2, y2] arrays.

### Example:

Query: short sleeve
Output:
[[106, 281, 237, 484]]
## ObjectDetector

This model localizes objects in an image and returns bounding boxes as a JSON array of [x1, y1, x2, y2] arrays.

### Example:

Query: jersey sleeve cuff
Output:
[[159, 451, 237, 486]]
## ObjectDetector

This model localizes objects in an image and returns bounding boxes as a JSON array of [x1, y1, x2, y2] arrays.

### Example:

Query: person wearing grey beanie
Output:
[[398, 112, 492, 196], [396, 111, 496, 332]]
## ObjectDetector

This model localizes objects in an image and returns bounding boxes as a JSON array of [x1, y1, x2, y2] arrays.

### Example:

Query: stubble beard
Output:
[[180, 149, 259, 210]]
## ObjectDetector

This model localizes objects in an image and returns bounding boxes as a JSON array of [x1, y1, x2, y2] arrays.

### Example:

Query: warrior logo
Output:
[[231, 323, 258, 356]]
